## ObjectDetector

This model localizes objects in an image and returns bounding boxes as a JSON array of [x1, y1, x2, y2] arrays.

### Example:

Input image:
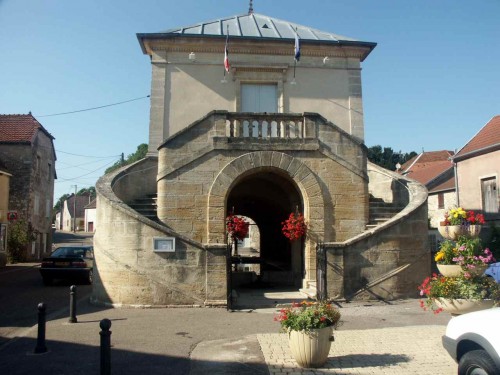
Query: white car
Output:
[[442, 308, 500, 374], [485, 262, 500, 283]]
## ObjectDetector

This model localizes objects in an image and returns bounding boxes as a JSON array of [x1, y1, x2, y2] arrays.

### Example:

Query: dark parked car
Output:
[[40, 245, 94, 285]]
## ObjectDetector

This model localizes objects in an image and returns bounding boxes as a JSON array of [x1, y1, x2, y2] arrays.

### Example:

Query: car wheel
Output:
[[458, 349, 500, 375], [87, 269, 93, 285], [42, 277, 52, 286]]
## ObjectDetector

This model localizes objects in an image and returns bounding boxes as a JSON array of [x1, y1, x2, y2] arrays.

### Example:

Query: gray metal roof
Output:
[[157, 13, 363, 43]]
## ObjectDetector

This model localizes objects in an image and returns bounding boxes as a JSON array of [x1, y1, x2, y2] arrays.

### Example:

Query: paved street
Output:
[[0, 230, 459, 374]]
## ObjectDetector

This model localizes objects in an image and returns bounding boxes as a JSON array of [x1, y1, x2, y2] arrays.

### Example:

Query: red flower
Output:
[[281, 213, 307, 241], [226, 215, 249, 241]]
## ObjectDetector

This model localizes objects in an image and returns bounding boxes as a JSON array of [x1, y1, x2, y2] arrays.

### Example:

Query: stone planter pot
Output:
[[436, 264, 488, 277], [438, 224, 482, 240], [288, 326, 333, 368], [434, 298, 495, 316], [436, 264, 462, 277]]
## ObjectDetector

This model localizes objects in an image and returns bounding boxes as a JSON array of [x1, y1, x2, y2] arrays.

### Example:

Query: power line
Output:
[[56, 149, 121, 158], [36, 95, 150, 117]]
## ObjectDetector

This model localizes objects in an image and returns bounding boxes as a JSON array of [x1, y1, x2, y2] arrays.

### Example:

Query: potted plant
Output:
[[438, 207, 485, 240], [281, 212, 307, 242], [226, 214, 249, 242], [435, 236, 495, 277], [418, 274, 500, 315], [226, 214, 249, 257], [275, 301, 341, 368]]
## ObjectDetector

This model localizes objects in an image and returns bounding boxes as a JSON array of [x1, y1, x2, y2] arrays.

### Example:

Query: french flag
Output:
[[224, 32, 230, 72], [294, 30, 300, 62]]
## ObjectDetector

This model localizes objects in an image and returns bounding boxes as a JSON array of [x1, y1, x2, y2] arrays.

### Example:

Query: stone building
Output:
[[62, 193, 93, 232], [93, 12, 429, 307], [453, 115, 500, 223], [0, 165, 12, 266], [0, 114, 56, 261]]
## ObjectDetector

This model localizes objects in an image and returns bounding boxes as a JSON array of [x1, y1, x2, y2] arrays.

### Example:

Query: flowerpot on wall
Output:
[[436, 264, 462, 277], [288, 326, 333, 368], [436, 264, 488, 277], [438, 225, 482, 240], [434, 298, 495, 316]]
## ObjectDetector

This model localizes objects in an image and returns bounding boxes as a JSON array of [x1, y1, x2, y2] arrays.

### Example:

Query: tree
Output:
[[7, 220, 36, 263], [78, 186, 96, 198], [367, 145, 417, 170], [53, 193, 71, 213], [105, 143, 148, 174]]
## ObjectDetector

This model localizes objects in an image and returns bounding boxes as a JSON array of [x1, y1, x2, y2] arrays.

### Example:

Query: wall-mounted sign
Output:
[[153, 237, 175, 252], [7, 211, 18, 221]]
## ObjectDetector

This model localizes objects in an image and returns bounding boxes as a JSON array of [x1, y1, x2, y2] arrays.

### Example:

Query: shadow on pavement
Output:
[[0, 336, 266, 375]]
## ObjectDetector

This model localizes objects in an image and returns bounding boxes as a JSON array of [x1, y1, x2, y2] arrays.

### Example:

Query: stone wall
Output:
[[93, 157, 225, 306], [325, 162, 430, 300]]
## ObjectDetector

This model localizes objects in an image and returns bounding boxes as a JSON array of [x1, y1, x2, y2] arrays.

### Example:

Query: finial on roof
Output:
[[248, 0, 254, 15]]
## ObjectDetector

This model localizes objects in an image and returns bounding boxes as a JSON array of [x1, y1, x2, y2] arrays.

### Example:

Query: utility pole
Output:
[[121, 153, 124, 166], [71, 185, 77, 233]]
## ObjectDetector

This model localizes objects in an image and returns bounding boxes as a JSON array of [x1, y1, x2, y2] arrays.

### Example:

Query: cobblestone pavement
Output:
[[258, 326, 456, 374]]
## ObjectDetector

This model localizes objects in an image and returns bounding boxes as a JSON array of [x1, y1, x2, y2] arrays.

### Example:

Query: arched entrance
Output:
[[227, 169, 304, 288], [207, 151, 326, 307]]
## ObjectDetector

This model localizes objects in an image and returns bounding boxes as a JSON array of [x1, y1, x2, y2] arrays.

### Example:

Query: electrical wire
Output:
[[56, 149, 121, 158], [36, 95, 150, 117]]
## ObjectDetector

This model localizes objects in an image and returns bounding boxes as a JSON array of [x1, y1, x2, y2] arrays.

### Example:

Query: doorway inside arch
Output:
[[226, 169, 305, 307]]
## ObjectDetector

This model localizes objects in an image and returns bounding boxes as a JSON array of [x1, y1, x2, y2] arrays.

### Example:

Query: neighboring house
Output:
[[0, 166, 12, 266], [54, 211, 62, 230], [453, 115, 500, 223], [93, 11, 429, 307], [399, 151, 456, 252], [0, 114, 56, 261], [84, 199, 96, 232], [400, 151, 456, 228], [62, 193, 93, 232]]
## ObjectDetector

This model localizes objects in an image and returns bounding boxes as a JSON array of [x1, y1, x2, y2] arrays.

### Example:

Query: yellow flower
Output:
[[435, 252, 445, 262]]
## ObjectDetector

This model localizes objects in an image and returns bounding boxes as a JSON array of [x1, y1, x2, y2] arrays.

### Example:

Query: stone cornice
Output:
[[142, 38, 371, 61]]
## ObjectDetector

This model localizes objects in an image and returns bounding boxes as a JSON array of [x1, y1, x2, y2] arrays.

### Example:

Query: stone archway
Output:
[[207, 151, 325, 288]]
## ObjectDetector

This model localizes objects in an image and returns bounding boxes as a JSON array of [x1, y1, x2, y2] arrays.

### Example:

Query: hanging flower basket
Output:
[[281, 213, 307, 242], [226, 215, 249, 241]]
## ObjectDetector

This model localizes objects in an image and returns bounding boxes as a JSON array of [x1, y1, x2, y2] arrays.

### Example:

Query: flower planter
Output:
[[436, 264, 462, 277], [434, 298, 495, 316], [438, 224, 482, 240], [288, 326, 333, 368], [436, 263, 488, 277]]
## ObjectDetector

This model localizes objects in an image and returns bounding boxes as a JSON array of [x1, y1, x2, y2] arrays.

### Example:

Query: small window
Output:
[[153, 237, 176, 252], [438, 193, 444, 209]]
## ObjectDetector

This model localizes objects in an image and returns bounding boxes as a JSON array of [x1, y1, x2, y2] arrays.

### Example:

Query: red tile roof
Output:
[[455, 115, 500, 159], [0, 113, 54, 143], [429, 175, 455, 193], [400, 150, 455, 186]]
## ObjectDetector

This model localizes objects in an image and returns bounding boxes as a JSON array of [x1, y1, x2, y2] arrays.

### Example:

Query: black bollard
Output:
[[69, 285, 77, 323], [34, 302, 47, 354], [100, 319, 112, 375]]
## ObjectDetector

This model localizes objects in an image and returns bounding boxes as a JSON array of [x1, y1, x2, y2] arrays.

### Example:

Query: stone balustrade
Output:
[[225, 113, 314, 140]]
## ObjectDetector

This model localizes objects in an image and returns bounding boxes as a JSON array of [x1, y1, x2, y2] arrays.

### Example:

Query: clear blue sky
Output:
[[1, 0, 499, 201]]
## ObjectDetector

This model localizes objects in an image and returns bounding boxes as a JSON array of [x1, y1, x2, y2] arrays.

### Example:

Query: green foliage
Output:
[[419, 274, 500, 306], [367, 145, 417, 170], [53, 193, 70, 213], [275, 301, 342, 333], [105, 143, 148, 174], [7, 220, 35, 263], [78, 186, 96, 197]]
